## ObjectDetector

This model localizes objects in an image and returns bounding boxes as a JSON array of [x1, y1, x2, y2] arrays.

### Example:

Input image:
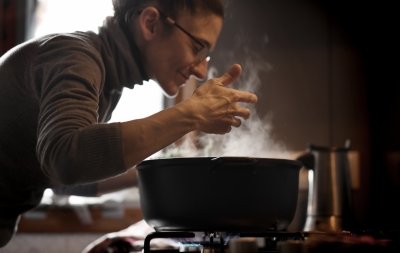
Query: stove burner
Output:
[[143, 230, 400, 253], [143, 232, 195, 253], [143, 231, 306, 253]]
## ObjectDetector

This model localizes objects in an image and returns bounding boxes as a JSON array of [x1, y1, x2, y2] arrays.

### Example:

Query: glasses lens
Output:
[[161, 11, 210, 64], [196, 46, 210, 63]]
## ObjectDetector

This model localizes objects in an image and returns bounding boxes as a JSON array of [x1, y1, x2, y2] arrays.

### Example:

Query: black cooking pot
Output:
[[136, 156, 303, 232]]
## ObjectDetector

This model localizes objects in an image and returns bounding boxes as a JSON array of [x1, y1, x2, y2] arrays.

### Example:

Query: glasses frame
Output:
[[157, 9, 210, 63]]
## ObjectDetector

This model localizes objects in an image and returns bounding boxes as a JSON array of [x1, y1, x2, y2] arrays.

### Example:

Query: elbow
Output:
[[55, 160, 81, 185], [38, 139, 84, 185], [38, 130, 90, 185], [42, 155, 84, 185]]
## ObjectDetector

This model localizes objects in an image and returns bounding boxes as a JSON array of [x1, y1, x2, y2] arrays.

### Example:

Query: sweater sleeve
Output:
[[52, 183, 98, 197], [34, 34, 127, 185]]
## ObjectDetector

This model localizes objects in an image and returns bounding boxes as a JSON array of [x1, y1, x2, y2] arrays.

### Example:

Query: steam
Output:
[[198, 112, 288, 158], [157, 57, 290, 159]]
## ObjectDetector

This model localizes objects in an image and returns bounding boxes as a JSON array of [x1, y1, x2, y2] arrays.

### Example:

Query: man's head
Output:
[[113, 0, 225, 97], [113, 0, 224, 23]]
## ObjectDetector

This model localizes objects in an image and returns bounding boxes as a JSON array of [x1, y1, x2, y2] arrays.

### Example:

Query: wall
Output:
[[212, 0, 369, 151], [0, 0, 37, 55], [211, 0, 398, 229], [0, 0, 18, 54]]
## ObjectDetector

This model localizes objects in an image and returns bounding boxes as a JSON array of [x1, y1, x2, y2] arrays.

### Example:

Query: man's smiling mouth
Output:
[[179, 71, 190, 83]]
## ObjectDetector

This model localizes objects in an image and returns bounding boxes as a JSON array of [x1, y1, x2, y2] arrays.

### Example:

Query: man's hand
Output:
[[178, 64, 258, 134]]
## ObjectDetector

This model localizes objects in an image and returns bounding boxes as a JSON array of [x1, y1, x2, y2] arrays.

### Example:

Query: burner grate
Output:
[[142, 231, 306, 253]]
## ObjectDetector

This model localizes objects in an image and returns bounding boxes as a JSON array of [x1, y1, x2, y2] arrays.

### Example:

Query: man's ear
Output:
[[138, 6, 161, 41]]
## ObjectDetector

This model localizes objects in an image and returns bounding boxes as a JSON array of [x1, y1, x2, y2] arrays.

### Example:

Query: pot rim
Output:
[[137, 156, 303, 170]]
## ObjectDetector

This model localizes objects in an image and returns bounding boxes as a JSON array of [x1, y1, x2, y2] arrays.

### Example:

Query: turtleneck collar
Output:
[[98, 16, 149, 89]]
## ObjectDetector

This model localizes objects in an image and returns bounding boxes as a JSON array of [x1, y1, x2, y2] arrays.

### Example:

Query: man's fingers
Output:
[[234, 91, 258, 104], [216, 64, 242, 86]]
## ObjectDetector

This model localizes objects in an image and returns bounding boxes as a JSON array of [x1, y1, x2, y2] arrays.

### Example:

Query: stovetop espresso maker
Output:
[[297, 140, 354, 232]]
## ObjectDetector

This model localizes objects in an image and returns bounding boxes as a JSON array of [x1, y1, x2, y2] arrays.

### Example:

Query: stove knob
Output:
[[228, 237, 258, 253]]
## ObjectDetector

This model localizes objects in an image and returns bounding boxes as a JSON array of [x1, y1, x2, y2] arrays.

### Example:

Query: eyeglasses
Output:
[[157, 9, 210, 63]]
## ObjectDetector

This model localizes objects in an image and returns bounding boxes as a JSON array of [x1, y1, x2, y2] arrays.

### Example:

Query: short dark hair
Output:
[[113, 0, 225, 25]]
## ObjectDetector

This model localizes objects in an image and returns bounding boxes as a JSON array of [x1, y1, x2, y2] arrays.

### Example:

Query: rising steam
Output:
[[157, 56, 290, 159]]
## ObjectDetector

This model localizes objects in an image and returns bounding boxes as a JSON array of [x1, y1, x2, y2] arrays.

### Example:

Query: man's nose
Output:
[[190, 59, 209, 81]]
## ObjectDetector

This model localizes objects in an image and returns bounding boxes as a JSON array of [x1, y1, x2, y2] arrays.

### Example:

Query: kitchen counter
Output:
[[18, 204, 143, 233], [1, 233, 103, 253]]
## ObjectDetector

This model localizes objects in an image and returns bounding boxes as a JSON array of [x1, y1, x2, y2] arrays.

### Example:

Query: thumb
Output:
[[218, 64, 242, 86]]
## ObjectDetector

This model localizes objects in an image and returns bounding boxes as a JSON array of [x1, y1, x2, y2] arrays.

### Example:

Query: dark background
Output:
[[211, 0, 399, 230]]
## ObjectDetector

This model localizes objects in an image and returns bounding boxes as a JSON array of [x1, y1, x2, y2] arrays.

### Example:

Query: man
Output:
[[0, 0, 257, 247]]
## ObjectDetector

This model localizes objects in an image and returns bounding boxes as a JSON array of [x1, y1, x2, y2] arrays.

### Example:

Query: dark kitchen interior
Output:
[[210, 0, 399, 231], [1, 0, 399, 251]]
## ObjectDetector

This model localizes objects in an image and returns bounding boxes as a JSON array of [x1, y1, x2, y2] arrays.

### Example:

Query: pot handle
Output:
[[296, 152, 315, 170]]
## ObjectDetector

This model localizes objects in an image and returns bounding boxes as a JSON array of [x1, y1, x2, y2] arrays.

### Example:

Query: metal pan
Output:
[[136, 156, 303, 232]]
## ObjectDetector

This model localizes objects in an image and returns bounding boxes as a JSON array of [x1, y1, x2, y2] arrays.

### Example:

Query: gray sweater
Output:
[[0, 17, 146, 215]]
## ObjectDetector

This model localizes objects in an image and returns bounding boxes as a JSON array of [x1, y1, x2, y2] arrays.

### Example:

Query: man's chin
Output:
[[161, 86, 182, 99], [162, 90, 178, 99], [161, 82, 188, 99]]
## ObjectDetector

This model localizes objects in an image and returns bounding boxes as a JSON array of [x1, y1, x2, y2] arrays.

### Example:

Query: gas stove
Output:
[[143, 230, 302, 253], [142, 230, 400, 253]]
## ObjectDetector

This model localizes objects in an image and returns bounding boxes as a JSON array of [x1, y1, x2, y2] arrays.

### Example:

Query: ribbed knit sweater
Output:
[[0, 16, 146, 216]]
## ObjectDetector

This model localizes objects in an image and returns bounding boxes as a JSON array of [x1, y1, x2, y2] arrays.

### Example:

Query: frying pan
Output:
[[136, 156, 303, 232]]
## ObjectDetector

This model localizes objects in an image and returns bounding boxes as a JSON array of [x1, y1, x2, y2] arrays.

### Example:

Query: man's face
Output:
[[144, 10, 223, 97]]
